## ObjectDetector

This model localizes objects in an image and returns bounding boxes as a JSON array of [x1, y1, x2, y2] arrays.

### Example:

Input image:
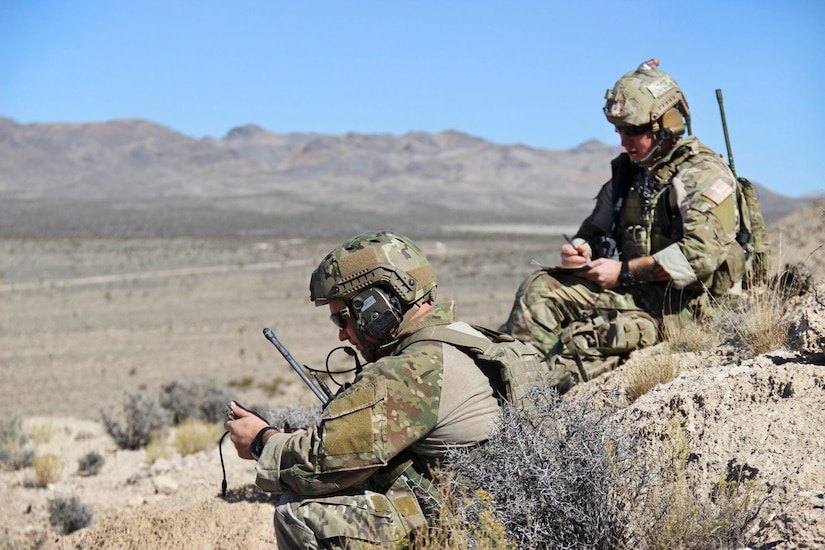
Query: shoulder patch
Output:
[[701, 179, 733, 205]]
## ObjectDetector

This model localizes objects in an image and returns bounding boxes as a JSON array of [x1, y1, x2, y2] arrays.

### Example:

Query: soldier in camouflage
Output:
[[501, 59, 745, 391], [225, 231, 503, 549]]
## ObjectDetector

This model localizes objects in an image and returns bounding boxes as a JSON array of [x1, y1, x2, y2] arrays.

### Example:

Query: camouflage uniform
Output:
[[255, 301, 501, 549], [503, 134, 744, 367]]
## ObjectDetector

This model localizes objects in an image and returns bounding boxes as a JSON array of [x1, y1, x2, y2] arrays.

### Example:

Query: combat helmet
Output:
[[310, 231, 437, 347], [604, 58, 691, 140]]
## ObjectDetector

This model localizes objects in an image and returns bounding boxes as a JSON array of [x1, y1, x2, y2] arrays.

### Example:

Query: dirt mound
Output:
[[568, 284, 825, 547]]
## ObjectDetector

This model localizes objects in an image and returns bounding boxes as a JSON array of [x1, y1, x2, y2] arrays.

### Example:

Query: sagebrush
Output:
[[102, 380, 235, 449], [447, 386, 635, 549], [49, 496, 93, 535], [0, 412, 34, 470]]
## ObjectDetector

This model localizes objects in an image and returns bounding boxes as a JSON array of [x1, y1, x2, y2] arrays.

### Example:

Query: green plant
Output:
[[227, 376, 255, 389], [28, 422, 55, 444], [49, 496, 93, 534], [256, 374, 288, 396]]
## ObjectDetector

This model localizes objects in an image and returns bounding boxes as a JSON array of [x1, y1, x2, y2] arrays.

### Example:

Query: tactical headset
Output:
[[349, 286, 403, 340]]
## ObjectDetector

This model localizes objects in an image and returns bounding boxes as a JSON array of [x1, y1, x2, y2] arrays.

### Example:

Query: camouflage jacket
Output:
[[254, 302, 500, 496], [577, 135, 745, 295]]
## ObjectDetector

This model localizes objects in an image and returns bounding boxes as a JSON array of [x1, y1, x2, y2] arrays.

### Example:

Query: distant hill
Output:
[[0, 117, 806, 238]]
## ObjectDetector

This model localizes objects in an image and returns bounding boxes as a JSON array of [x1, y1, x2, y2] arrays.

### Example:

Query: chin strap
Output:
[[633, 135, 667, 167]]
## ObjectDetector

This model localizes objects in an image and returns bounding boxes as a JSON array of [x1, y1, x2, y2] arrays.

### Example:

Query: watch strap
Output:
[[620, 261, 637, 286], [249, 426, 277, 460]]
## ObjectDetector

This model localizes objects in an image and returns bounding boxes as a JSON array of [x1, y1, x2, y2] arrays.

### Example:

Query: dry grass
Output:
[[625, 352, 681, 403], [629, 421, 764, 549], [712, 263, 812, 357], [144, 419, 221, 465], [173, 419, 222, 457], [31, 453, 63, 487], [409, 469, 516, 550], [144, 430, 174, 465]]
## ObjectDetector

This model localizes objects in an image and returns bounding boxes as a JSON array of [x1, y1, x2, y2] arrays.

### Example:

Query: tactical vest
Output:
[[397, 321, 548, 410], [611, 137, 745, 295], [615, 139, 719, 258], [370, 322, 549, 524]]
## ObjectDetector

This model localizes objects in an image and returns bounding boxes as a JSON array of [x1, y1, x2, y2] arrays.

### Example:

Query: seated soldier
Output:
[[225, 230, 542, 549], [501, 59, 746, 392]]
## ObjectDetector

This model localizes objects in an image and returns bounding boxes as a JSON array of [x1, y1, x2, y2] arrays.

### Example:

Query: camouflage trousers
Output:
[[273, 476, 427, 550], [501, 270, 667, 357], [500, 270, 691, 391]]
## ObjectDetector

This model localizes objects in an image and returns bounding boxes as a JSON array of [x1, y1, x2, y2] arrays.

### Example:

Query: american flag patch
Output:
[[701, 179, 733, 205]]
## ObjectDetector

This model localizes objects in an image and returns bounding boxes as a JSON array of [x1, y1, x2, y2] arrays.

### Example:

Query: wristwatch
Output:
[[249, 426, 277, 460], [619, 261, 637, 287]]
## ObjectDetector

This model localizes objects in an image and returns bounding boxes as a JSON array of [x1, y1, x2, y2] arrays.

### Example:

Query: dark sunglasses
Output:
[[616, 124, 652, 137], [330, 309, 350, 329]]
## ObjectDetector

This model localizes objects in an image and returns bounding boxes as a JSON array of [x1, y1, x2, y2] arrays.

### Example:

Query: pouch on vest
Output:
[[547, 310, 659, 393], [397, 322, 550, 410]]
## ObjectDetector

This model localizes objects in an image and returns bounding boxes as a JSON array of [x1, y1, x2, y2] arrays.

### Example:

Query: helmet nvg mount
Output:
[[604, 58, 691, 140], [310, 230, 437, 343]]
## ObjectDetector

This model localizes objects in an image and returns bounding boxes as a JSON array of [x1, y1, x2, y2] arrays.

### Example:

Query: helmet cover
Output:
[[309, 230, 437, 308], [604, 58, 690, 136]]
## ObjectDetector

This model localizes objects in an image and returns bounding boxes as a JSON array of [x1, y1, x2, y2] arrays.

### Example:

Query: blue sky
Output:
[[2, 1, 823, 198]]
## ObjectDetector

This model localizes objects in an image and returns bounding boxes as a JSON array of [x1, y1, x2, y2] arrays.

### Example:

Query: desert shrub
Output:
[[664, 315, 723, 353], [712, 263, 812, 357], [628, 421, 764, 549], [0, 412, 34, 470], [0, 538, 33, 550], [625, 351, 680, 403], [101, 390, 172, 449], [77, 451, 105, 476], [413, 472, 515, 550], [31, 453, 63, 487], [267, 402, 323, 431], [173, 418, 221, 456], [158, 380, 234, 424], [144, 430, 173, 465], [49, 496, 93, 535], [28, 422, 55, 444], [447, 385, 635, 549]]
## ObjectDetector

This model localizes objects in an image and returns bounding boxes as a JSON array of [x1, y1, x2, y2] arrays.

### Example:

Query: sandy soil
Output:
[[1, 225, 823, 549]]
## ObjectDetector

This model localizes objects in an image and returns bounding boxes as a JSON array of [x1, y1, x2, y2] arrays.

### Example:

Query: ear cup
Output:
[[350, 287, 402, 339]]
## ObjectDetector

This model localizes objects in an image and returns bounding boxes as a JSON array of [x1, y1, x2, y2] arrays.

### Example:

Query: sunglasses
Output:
[[330, 308, 351, 329], [616, 124, 652, 137]]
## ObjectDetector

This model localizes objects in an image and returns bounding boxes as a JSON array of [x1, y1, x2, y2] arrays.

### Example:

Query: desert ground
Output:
[[1, 206, 824, 548], [0, 231, 557, 549]]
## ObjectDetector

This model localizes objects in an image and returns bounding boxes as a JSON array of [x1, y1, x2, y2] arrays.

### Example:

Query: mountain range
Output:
[[0, 116, 806, 238]]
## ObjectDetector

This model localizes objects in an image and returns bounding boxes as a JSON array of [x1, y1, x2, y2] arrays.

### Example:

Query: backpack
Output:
[[735, 177, 771, 287], [398, 322, 549, 409], [546, 310, 659, 394]]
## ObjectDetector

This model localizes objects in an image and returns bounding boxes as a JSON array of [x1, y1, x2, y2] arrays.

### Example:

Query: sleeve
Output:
[[574, 181, 614, 256], [652, 155, 744, 289], [255, 343, 445, 496]]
